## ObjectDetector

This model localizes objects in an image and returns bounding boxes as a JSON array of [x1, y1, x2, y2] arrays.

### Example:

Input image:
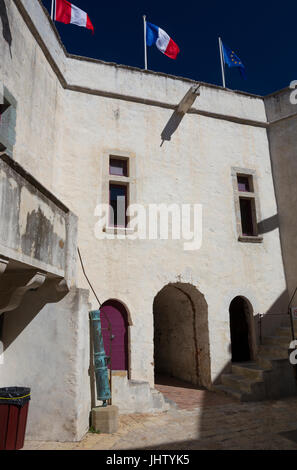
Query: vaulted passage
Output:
[[153, 283, 210, 388]]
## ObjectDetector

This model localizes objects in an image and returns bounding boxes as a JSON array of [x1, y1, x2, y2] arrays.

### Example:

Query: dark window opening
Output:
[[0, 314, 4, 342], [237, 175, 251, 192], [109, 183, 127, 227], [0, 99, 10, 125], [0, 96, 13, 152], [109, 157, 128, 177], [229, 297, 251, 362], [240, 198, 256, 236]]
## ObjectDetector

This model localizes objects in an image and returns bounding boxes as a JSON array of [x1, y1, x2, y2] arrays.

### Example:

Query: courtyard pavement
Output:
[[23, 377, 297, 450]]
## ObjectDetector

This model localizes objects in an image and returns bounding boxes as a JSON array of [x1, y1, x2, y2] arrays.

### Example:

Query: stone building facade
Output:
[[0, 0, 296, 442]]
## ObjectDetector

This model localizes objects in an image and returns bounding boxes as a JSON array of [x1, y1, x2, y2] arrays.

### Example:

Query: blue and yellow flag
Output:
[[222, 42, 246, 79]]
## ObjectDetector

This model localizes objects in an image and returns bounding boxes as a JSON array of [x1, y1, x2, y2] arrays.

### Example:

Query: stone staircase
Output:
[[214, 319, 297, 402], [110, 371, 170, 414]]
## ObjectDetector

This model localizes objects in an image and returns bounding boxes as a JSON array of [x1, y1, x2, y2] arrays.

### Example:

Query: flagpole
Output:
[[51, 0, 55, 21], [219, 37, 226, 89], [143, 15, 148, 70]]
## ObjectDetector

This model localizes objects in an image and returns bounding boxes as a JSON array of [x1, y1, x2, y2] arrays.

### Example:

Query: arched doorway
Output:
[[229, 296, 253, 362], [153, 283, 210, 388], [101, 299, 129, 372]]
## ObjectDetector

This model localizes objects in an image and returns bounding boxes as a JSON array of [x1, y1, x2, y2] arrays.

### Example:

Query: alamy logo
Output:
[[289, 340, 297, 365], [94, 202, 203, 251], [289, 81, 297, 104]]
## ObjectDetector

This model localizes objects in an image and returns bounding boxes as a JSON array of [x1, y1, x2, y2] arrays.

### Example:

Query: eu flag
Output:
[[222, 42, 246, 79]]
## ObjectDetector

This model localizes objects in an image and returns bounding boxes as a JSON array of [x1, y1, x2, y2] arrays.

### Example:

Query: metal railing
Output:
[[258, 312, 288, 345], [258, 286, 297, 345]]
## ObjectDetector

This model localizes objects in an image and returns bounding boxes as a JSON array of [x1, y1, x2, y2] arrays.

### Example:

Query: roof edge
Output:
[[36, 0, 263, 100]]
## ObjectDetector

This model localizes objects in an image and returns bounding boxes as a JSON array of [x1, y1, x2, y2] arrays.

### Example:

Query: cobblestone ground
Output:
[[23, 378, 297, 450]]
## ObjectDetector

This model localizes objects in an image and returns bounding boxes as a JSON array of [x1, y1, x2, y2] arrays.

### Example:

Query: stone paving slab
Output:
[[23, 395, 297, 450]]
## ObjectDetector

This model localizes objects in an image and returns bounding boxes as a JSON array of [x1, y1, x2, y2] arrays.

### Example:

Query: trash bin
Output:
[[0, 387, 30, 450]]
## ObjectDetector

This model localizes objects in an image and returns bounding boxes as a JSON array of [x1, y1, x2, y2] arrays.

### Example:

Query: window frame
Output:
[[101, 150, 136, 234], [231, 167, 263, 243], [0, 87, 17, 156]]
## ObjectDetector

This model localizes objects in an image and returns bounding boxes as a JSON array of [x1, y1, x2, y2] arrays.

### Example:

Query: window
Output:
[[237, 176, 252, 193], [0, 101, 10, 151], [0, 104, 6, 123], [232, 168, 263, 243], [107, 156, 130, 228], [109, 157, 128, 177], [239, 198, 255, 236], [109, 184, 127, 227], [102, 151, 136, 233], [0, 88, 17, 155]]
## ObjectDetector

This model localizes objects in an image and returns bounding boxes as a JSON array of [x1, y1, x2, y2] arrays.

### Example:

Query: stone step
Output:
[[276, 326, 294, 338], [213, 317, 297, 403], [282, 318, 297, 329], [258, 344, 289, 359], [257, 356, 274, 369], [232, 362, 265, 381], [221, 373, 258, 394], [150, 388, 170, 411], [263, 335, 291, 346], [222, 373, 266, 400], [212, 384, 243, 401]]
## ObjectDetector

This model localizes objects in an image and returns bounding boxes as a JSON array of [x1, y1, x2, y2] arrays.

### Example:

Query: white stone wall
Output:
[[0, 285, 91, 442], [1, 0, 288, 394], [57, 91, 287, 384], [265, 88, 297, 299]]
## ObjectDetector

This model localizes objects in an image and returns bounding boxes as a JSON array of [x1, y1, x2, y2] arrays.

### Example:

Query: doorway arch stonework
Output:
[[153, 282, 211, 388]]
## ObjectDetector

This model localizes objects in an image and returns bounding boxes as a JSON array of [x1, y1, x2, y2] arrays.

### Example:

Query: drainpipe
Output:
[[288, 286, 297, 342]]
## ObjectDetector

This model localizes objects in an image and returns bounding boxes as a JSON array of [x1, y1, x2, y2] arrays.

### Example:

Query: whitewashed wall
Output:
[[1, 0, 288, 393]]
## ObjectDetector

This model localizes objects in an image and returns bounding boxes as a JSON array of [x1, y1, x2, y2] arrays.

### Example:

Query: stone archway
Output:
[[153, 282, 210, 388]]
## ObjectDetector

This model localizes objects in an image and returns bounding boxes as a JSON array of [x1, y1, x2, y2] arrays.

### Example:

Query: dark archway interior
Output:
[[153, 283, 210, 388], [229, 296, 251, 362], [153, 285, 198, 384]]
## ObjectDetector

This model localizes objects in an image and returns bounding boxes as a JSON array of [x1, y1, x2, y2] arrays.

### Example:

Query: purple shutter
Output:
[[101, 300, 128, 371]]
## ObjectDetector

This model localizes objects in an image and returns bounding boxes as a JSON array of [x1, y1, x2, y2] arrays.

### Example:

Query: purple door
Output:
[[101, 300, 128, 371]]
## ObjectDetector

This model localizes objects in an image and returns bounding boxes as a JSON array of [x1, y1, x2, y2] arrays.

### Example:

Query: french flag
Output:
[[55, 0, 94, 34], [146, 22, 180, 60]]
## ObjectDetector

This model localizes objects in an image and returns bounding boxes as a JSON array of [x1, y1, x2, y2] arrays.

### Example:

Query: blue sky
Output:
[[42, 0, 296, 96]]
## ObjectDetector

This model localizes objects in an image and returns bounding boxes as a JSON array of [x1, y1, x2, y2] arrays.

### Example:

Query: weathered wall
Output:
[[265, 88, 297, 299], [0, 156, 68, 277], [58, 87, 287, 384], [0, 284, 91, 442], [0, 0, 289, 395], [0, 0, 65, 192]]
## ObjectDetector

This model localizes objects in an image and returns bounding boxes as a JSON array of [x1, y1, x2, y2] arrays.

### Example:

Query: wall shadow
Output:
[[258, 214, 279, 235], [0, 0, 12, 52], [0, 278, 68, 350], [135, 290, 295, 450], [160, 111, 184, 146]]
